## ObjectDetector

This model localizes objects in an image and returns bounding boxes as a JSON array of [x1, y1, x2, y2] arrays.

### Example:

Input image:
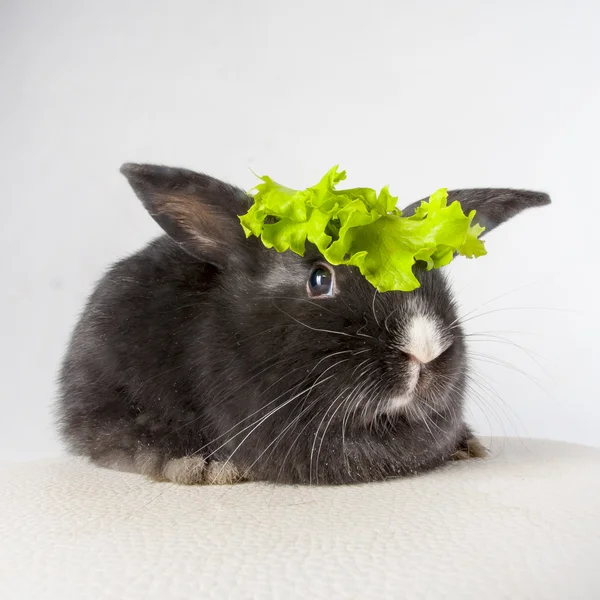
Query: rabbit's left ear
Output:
[[402, 188, 551, 236]]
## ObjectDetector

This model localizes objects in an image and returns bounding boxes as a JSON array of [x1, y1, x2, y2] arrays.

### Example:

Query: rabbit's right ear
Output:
[[120, 163, 254, 269], [402, 188, 550, 237]]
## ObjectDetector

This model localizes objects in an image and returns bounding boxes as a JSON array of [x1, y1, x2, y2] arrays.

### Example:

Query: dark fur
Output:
[[57, 164, 550, 485]]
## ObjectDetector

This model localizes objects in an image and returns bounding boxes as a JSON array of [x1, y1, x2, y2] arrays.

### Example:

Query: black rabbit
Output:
[[57, 164, 550, 485]]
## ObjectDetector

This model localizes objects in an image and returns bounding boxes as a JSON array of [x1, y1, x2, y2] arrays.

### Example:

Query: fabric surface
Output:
[[1, 438, 599, 600]]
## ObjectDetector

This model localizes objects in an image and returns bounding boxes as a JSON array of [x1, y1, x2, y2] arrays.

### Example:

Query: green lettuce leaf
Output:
[[239, 166, 486, 292]]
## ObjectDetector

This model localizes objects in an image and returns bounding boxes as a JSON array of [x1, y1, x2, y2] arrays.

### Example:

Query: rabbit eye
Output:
[[308, 265, 334, 297]]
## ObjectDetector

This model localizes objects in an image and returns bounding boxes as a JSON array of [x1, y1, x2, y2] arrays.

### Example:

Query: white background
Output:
[[1, 0, 598, 461]]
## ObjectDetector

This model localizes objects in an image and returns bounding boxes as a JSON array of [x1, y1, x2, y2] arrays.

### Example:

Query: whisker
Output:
[[372, 289, 381, 328], [188, 349, 366, 456], [466, 369, 527, 437], [272, 392, 333, 484], [462, 333, 557, 382], [308, 388, 349, 485], [454, 306, 575, 329], [241, 388, 336, 483], [447, 283, 537, 329], [211, 358, 351, 480], [467, 351, 552, 399], [272, 303, 378, 341], [314, 391, 354, 484], [254, 296, 339, 315]]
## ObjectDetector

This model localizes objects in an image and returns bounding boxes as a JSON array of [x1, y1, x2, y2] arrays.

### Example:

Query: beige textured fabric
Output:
[[1, 439, 599, 599]]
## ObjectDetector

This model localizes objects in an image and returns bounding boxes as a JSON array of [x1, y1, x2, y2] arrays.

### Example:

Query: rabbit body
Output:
[[57, 165, 549, 485]]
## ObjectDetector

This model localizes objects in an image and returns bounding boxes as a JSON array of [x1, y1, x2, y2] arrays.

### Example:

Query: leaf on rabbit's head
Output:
[[239, 166, 486, 292]]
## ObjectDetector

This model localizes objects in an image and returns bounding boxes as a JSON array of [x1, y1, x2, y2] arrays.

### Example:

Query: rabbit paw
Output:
[[161, 456, 243, 485], [452, 436, 488, 461]]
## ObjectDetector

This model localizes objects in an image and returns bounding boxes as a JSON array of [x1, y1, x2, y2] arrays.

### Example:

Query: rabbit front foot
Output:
[[92, 450, 244, 484], [452, 436, 488, 461], [161, 456, 243, 485]]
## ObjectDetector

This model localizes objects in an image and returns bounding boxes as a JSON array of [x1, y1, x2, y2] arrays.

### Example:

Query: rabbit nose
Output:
[[407, 353, 424, 366], [403, 315, 446, 365]]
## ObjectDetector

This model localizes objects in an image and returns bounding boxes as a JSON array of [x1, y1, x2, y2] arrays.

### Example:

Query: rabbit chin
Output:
[[384, 391, 415, 413], [382, 355, 421, 413]]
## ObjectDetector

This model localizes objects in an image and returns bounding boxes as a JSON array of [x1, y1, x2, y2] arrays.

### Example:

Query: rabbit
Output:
[[56, 163, 550, 485]]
